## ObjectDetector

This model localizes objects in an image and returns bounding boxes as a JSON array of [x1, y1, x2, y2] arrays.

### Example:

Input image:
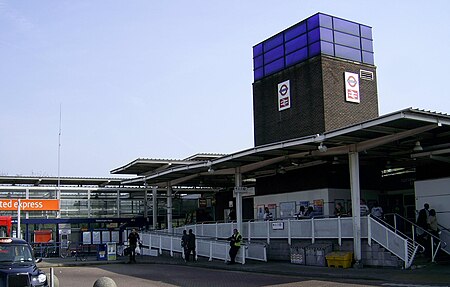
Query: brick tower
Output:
[[253, 13, 378, 146]]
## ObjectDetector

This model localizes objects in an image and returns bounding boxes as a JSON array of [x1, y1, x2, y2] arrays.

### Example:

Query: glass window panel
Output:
[[253, 43, 263, 57], [321, 41, 334, 56], [253, 67, 263, 81], [286, 46, 308, 66], [264, 45, 284, 64], [333, 17, 360, 36], [308, 28, 320, 44], [334, 31, 361, 49], [307, 14, 319, 30], [320, 27, 333, 42], [253, 54, 264, 69], [309, 41, 321, 57], [264, 58, 285, 75], [285, 34, 307, 54], [263, 33, 284, 52], [360, 25, 372, 39], [318, 13, 332, 29], [335, 44, 362, 62], [285, 22, 307, 41], [362, 51, 375, 65], [361, 38, 373, 52]]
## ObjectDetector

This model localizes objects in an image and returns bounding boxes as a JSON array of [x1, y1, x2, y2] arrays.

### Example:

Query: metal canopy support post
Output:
[[167, 183, 173, 234], [349, 151, 362, 264], [235, 168, 243, 233], [87, 189, 91, 218], [116, 189, 120, 217], [152, 186, 157, 230], [144, 183, 148, 222]]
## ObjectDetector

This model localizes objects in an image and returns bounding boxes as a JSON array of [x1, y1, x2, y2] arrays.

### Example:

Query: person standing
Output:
[[334, 203, 346, 217], [181, 230, 189, 262], [187, 229, 196, 262], [127, 229, 140, 263], [371, 201, 384, 220], [360, 199, 369, 216], [263, 207, 273, 221], [226, 228, 242, 265]]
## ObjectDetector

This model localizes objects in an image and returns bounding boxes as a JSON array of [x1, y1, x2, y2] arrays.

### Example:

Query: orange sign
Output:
[[0, 199, 60, 211]]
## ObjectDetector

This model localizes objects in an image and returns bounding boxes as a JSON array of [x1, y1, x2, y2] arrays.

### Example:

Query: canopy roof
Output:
[[115, 109, 450, 189]]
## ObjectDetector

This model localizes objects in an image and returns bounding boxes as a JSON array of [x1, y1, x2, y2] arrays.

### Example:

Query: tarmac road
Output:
[[43, 263, 380, 287]]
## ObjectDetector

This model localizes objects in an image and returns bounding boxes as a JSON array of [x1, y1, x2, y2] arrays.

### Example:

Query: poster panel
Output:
[[344, 72, 360, 103]]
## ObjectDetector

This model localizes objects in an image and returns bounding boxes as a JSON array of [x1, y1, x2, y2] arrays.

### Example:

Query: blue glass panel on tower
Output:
[[253, 43, 263, 57], [361, 38, 373, 52], [254, 67, 264, 81], [286, 47, 308, 66], [308, 28, 320, 44], [334, 31, 361, 49], [264, 45, 284, 64], [362, 51, 374, 64], [320, 27, 333, 42], [285, 34, 308, 54], [309, 41, 321, 57], [360, 25, 373, 39], [263, 34, 283, 52], [321, 41, 334, 56], [333, 17, 360, 36], [285, 22, 307, 41], [307, 14, 320, 30], [264, 58, 285, 76], [318, 13, 333, 29], [335, 44, 362, 62], [253, 54, 264, 69]]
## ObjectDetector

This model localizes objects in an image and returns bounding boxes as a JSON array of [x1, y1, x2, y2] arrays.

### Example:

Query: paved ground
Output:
[[38, 253, 450, 286]]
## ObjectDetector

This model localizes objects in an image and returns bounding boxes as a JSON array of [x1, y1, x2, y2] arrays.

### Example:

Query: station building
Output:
[[1, 13, 449, 257]]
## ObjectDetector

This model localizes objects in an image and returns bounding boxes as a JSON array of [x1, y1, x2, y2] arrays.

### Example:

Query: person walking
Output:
[[187, 229, 196, 262], [127, 229, 140, 263], [181, 230, 189, 262], [226, 228, 242, 265]]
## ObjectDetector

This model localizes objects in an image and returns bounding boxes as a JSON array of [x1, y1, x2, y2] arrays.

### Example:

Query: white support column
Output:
[[349, 151, 362, 265], [144, 183, 148, 222], [234, 169, 243, 233], [152, 186, 158, 230], [87, 190, 91, 218], [167, 183, 173, 234], [116, 189, 120, 217], [25, 188, 29, 219]]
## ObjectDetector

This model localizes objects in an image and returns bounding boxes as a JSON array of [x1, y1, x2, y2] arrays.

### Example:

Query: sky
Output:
[[1, 0, 449, 178]]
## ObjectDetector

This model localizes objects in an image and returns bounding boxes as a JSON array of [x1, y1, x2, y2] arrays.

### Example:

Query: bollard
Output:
[[50, 267, 59, 287], [93, 277, 117, 287]]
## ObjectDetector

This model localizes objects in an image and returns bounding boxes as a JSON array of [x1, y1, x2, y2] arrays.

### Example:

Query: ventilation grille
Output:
[[360, 70, 374, 81]]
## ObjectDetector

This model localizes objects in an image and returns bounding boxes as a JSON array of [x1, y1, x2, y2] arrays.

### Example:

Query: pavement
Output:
[[38, 253, 450, 286]]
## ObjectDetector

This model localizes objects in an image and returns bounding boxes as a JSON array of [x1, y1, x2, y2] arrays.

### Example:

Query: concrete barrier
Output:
[[93, 277, 117, 287]]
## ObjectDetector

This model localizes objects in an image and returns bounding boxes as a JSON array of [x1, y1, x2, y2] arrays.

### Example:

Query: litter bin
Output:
[[97, 244, 107, 261], [107, 242, 117, 261], [305, 243, 332, 266]]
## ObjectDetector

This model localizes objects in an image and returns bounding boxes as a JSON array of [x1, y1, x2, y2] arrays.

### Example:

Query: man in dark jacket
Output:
[[227, 228, 242, 264], [127, 229, 140, 263], [187, 229, 196, 262], [181, 230, 189, 262]]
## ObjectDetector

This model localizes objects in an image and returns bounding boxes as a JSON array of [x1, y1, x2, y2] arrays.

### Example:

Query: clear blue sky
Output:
[[1, 1, 449, 178]]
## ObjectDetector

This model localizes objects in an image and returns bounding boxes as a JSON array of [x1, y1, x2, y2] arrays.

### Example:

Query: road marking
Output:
[[382, 283, 449, 287]]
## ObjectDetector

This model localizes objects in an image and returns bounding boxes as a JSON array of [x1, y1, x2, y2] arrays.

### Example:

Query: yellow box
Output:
[[326, 252, 353, 268]]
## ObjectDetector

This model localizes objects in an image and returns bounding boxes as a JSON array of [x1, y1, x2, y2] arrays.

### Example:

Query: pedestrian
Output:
[[181, 230, 189, 262], [360, 199, 369, 216], [296, 205, 306, 219], [226, 228, 242, 265], [263, 207, 273, 221], [228, 208, 236, 222], [305, 206, 314, 218], [427, 209, 439, 237], [187, 229, 196, 262], [334, 202, 346, 217], [127, 229, 140, 263], [371, 201, 384, 220]]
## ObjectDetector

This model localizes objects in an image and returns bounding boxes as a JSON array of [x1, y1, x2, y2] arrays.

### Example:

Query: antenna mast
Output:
[[57, 104, 62, 218]]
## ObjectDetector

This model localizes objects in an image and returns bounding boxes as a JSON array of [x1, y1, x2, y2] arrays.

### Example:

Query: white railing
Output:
[[140, 231, 267, 264]]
